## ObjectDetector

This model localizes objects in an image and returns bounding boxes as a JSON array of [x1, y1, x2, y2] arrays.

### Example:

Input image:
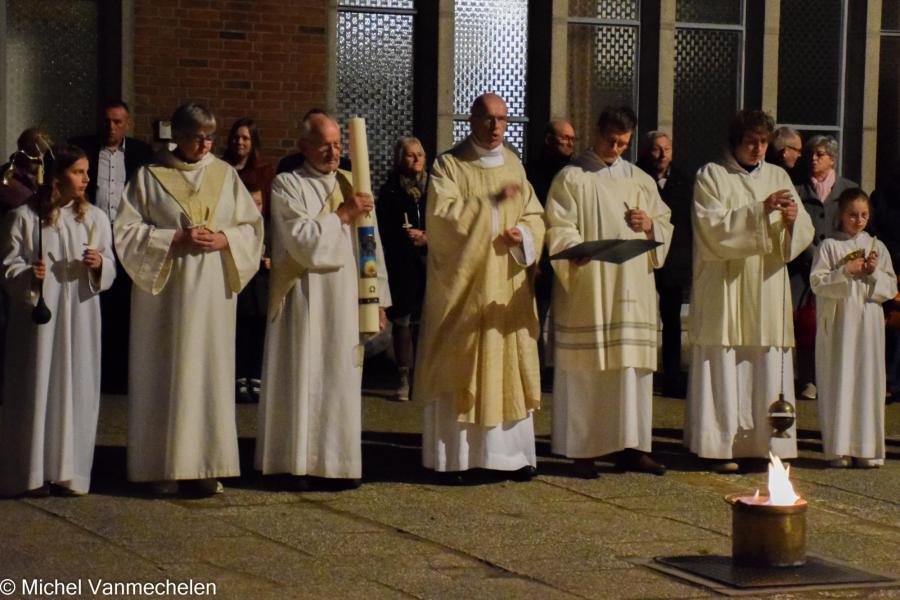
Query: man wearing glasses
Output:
[[416, 93, 545, 484]]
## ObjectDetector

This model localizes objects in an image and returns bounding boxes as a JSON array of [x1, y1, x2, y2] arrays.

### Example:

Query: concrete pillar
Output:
[[435, 0, 455, 153], [761, 0, 780, 117], [861, 0, 882, 192], [658, 0, 675, 134], [549, 0, 568, 119], [326, 0, 338, 115]]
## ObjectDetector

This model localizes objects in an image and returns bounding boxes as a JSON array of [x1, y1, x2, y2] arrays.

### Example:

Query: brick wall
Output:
[[132, 0, 328, 163]]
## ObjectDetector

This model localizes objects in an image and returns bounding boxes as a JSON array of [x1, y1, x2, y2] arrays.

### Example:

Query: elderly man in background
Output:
[[256, 111, 389, 490], [526, 118, 576, 383], [766, 126, 803, 183], [686, 109, 814, 473], [789, 135, 857, 401], [636, 130, 693, 399], [70, 99, 154, 395], [416, 93, 545, 484]]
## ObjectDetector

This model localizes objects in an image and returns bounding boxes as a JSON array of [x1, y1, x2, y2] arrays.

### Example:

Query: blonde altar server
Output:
[[547, 107, 672, 479], [255, 111, 389, 489], [686, 109, 814, 473], [0, 145, 115, 496], [811, 188, 896, 468], [415, 93, 545, 484], [115, 104, 263, 496]]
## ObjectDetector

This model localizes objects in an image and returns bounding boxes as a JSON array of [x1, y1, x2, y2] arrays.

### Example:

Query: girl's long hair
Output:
[[223, 117, 260, 170], [33, 144, 89, 226]]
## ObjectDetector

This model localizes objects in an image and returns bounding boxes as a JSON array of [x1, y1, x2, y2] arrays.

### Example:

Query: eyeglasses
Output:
[[192, 134, 216, 145], [785, 145, 802, 153], [474, 115, 508, 125], [555, 135, 577, 144]]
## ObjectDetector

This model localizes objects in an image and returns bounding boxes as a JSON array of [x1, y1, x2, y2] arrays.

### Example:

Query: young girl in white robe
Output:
[[810, 188, 896, 468], [0, 145, 115, 496]]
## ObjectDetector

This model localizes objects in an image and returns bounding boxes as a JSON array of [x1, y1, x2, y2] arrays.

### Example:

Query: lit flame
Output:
[[766, 452, 799, 505]]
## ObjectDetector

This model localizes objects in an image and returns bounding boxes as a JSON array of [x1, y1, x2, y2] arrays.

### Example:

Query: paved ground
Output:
[[2, 365, 899, 599]]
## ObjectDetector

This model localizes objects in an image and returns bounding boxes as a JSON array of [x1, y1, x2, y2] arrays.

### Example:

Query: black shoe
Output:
[[616, 450, 667, 475], [281, 475, 310, 492], [311, 477, 361, 491], [435, 471, 467, 486], [509, 465, 537, 482], [572, 458, 599, 480]]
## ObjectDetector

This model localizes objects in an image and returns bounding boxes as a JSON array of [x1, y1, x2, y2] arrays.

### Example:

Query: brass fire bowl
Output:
[[726, 493, 808, 567]]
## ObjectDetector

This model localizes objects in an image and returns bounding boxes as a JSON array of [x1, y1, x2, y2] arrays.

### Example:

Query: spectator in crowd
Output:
[[790, 135, 857, 401], [526, 119, 576, 382], [223, 117, 276, 214], [0, 128, 52, 214], [766, 126, 803, 183], [235, 182, 271, 403], [70, 99, 154, 395], [115, 103, 263, 496], [547, 107, 672, 479], [376, 136, 428, 401], [870, 161, 900, 402], [636, 130, 694, 398], [811, 188, 896, 469], [416, 93, 545, 484], [0, 144, 115, 497], [686, 109, 813, 473]]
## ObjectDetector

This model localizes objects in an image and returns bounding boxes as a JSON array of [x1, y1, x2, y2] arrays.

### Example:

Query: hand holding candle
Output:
[[348, 116, 380, 336]]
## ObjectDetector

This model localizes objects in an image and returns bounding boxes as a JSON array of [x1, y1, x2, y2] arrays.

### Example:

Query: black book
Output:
[[549, 239, 662, 264]]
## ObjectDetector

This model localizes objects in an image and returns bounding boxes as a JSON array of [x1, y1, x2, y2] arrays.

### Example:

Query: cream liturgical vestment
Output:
[[416, 138, 545, 472], [686, 156, 814, 459], [546, 153, 672, 458], [0, 203, 115, 495], [255, 164, 390, 479], [115, 151, 263, 482], [811, 232, 896, 464]]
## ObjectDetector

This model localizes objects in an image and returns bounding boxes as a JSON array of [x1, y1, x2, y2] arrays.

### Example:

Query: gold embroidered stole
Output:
[[268, 169, 353, 320], [148, 160, 230, 227]]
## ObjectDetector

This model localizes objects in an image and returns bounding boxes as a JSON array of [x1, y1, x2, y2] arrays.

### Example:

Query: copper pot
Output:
[[726, 493, 807, 567]]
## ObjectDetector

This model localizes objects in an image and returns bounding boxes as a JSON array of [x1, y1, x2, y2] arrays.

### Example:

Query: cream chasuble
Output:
[[256, 165, 390, 479], [417, 137, 544, 472], [546, 153, 672, 458], [685, 156, 814, 460], [811, 232, 896, 463], [0, 203, 115, 495], [115, 151, 263, 482]]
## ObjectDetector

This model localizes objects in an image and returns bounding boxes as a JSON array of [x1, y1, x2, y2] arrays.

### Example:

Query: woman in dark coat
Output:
[[376, 136, 428, 400]]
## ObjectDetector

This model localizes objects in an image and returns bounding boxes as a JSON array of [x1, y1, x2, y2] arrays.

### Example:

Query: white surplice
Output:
[[418, 138, 544, 473], [255, 164, 389, 479], [0, 203, 115, 495], [811, 231, 897, 463], [115, 151, 263, 482], [546, 153, 672, 458], [686, 156, 814, 459]]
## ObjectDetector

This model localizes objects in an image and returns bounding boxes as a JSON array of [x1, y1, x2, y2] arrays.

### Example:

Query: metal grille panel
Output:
[[451, 120, 526, 159], [453, 0, 529, 118], [777, 0, 842, 126], [673, 28, 741, 176], [883, 0, 900, 30], [877, 35, 900, 183], [6, 0, 98, 147], [338, 0, 414, 8], [675, 0, 742, 24], [567, 23, 639, 157], [569, 0, 639, 21], [337, 10, 415, 193]]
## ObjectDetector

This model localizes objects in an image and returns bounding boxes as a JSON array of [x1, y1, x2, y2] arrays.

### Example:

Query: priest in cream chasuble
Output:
[[415, 94, 545, 478]]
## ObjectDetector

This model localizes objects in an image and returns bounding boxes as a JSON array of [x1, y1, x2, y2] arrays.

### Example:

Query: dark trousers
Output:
[[535, 254, 554, 370], [236, 316, 266, 382], [100, 254, 131, 394], [657, 281, 684, 389], [886, 328, 900, 396]]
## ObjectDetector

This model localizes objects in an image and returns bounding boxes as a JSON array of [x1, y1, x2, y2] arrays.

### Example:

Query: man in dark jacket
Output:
[[637, 131, 693, 398], [70, 99, 154, 394], [526, 119, 575, 386]]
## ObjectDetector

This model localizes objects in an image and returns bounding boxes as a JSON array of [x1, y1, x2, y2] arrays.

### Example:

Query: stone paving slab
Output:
[[0, 392, 898, 599]]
